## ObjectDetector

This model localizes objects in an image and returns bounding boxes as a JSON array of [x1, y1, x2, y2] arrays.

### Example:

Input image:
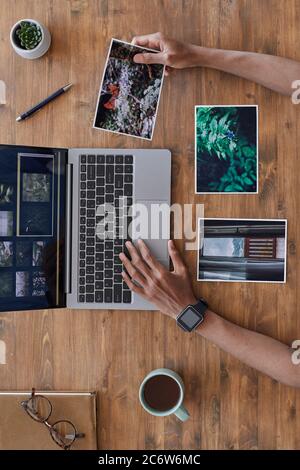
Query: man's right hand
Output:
[[132, 32, 201, 72]]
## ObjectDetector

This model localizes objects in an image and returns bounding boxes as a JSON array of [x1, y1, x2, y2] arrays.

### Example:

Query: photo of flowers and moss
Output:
[[94, 39, 164, 140], [196, 106, 258, 193]]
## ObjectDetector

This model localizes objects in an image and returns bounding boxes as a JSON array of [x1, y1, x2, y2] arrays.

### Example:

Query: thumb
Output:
[[133, 52, 166, 65], [168, 240, 186, 273]]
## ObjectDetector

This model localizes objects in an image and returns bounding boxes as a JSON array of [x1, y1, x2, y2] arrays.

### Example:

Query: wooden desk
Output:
[[0, 0, 300, 450]]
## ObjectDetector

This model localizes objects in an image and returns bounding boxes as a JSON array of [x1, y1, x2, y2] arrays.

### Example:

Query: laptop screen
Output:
[[0, 145, 67, 312]]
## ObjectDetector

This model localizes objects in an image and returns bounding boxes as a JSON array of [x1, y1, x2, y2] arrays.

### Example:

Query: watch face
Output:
[[177, 307, 203, 332]]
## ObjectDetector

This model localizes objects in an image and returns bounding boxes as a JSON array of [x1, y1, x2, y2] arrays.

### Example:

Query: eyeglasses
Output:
[[20, 388, 85, 450]]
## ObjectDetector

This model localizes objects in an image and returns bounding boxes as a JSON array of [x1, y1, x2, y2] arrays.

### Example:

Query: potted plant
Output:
[[10, 19, 51, 59]]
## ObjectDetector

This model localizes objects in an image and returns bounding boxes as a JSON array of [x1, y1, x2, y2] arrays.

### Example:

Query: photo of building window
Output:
[[198, 219, 287, 283]]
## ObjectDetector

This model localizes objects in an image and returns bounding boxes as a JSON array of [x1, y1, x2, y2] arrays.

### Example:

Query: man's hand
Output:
[[119, 239, 197, 318], [132, 32, 200, 73]]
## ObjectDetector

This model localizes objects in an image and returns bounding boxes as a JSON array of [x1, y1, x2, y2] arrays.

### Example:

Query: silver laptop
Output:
[[0, 145, 171, 313]]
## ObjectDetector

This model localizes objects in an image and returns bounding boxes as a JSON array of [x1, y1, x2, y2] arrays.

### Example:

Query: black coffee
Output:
[[143, 375, 181, 412]]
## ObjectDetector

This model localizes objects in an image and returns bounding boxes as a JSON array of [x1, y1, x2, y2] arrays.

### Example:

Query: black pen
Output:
[[16, 83, 73, 122]]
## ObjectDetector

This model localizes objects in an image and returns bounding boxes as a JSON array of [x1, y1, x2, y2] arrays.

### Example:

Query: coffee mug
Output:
[[139, 368, 190, 422]]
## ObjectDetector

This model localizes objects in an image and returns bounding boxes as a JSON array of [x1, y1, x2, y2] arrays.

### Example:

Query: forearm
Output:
[[189, 45, 300, 95], [197, 310, 300, 388]]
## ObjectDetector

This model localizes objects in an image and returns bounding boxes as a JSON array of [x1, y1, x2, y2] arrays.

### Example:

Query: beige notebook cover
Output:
[[0, 391, 98, 450]]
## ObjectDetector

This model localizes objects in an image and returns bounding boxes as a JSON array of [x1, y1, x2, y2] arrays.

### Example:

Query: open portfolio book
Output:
[[0, 391, 98, 450]]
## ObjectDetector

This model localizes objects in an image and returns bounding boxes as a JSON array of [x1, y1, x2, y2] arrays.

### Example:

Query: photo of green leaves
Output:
[[195, 106, 258, 193]]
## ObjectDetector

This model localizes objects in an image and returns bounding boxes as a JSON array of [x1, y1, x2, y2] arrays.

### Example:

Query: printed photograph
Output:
[[32, 241, 46, 266], [16, 241, 32, 267], [16, 271, 30, 297], [94, 39, 165, 140], [0, 184, 13, 205], [195, 106, 258, 193], [20, 205, 52, 236], [0, 272, 13, 297], [32, 271, 46, 296], [198, 219, 287, 283], [22, 173, 51, 202], [0, 241, 13, 267], [0, 211, 13, 236]]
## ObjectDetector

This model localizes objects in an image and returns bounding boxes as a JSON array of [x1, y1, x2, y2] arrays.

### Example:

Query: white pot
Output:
[[10, 19, 51, 59]]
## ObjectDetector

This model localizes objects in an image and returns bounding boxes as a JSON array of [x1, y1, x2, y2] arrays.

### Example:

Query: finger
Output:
[[131, 33, 162, 50], [125, 241, 151, 278], [168, 240, 187, 273], [122, 271, 144, 296], [133, 52, 166, 65], [137, 239, 164, 271], [119, 252, 147, 287]]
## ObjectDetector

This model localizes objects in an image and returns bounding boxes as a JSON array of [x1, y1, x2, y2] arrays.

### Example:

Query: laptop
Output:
[[0, 144, 171, 312]]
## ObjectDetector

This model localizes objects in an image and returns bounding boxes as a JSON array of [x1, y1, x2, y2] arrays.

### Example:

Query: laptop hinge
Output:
[[64, 162, 73, 294]]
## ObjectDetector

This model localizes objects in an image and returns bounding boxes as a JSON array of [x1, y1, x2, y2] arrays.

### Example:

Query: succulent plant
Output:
[[16, 21, 42, 50]]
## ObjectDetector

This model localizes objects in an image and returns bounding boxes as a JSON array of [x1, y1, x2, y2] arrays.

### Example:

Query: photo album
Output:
[[93, 39, 165, 140], [195, 105, 258, 193], [0, 145, 66, 312]]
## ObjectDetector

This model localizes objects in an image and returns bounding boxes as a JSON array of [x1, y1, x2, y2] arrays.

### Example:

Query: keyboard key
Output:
[[115, 174, 123, 188], [80, 260, 85, 268], [95, 281, 103, 290], [96, 242, 104, 252], [124, 174, 133, 183], [124, 185, 132, 196], [104, 279, 113, 288], [105, 260, 113, 269], [116, 164, 123, 174], [97, 165, 105, 177], [87, 165, 95, 180], [97, 155, 105, 164], [125, 165, 133, 173], [80, 199, 86, 207], [81, 155, 86, 163], [104, 289, 113, 302], [79, 295, 85, 302], [95, 272, 104, 281], [114, 285, 122, 303], [80, 268, 85, 277], [87, 181, 95, 190], [87, 200, 95, 208], [116, 155, 123, 164], [86, 276, 94, 284], [114, 274, 122, 283], [80, 234, 85, 242], [106, 185, 114, 194], [97, 177, 105, 186], [105, 194, 114, 203], [86, 266, 94, 274], [79, 286, 85, 294], [105, 269, 113, 278], [87, 247, 94, 256], [96, 252, 103, 262], [106, 155, 114, 164], [114, 265, 122, 274], [79, 277, 85, 285], [95, 291, 103, 302], [86, 256, 94, 265], [125, 155, 133, 164], [87, 209, 95, 218], [123, 291, 132, 303], [105, 251, 113, 260], [87, 228, 94, 236], [81, 164, 86, 172], [88, 155, 95, 164], [81, 173, 86, 181], [86, 294, 94, 303], [80, 182, 86, 190], [106, 165, 114, 184]]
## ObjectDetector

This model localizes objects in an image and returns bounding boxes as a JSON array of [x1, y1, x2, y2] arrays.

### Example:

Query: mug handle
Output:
[[174, 404, 190, 422]]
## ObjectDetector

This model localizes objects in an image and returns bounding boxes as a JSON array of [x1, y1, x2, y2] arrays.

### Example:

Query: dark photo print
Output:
[[0, 211, 13, 236], [0, 184, 13, 205], [32, 241, 46, 266], [16, 241, 32, 267], [0, 272, 13, 297], [20, 205, 52, 236], [198, 219, 287, 283], [16, 271, 30, 297], [94, 39, 165, 140], [0, 241, 13, 267], [195, 106, 258, 193], [32, 271, 46, 296], [22, 173, 51, 202]]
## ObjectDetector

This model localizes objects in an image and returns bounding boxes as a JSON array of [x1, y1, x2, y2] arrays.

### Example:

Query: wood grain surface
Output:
[[0, 0, 300, 450]]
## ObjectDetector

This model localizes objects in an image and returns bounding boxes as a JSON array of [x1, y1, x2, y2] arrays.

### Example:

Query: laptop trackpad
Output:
[[132, 200, 169, 267]]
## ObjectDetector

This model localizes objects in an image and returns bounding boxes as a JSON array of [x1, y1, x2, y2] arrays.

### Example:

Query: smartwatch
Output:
[[176, 299, 208, 332]]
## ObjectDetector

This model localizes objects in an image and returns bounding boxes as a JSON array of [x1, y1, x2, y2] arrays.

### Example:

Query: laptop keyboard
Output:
[[78, 154, 133, 304]]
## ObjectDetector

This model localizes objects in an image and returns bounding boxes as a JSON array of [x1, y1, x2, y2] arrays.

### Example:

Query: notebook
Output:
[[0, 391, 97, 450]]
